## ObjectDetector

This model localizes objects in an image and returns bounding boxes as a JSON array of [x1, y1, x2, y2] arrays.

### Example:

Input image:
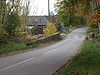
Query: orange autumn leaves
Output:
[[87, 14, 100, 21], [87, 14, 100, 29]]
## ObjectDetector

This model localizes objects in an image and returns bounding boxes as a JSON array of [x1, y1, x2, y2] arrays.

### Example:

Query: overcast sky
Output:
[[29, 0, 57, 16]]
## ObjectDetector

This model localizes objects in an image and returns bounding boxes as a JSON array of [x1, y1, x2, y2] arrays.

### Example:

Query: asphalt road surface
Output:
[[0, 27, 88, 75]]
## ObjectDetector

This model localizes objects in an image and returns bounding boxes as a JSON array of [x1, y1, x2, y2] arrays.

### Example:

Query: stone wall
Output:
[[26, 32, 62, 46]]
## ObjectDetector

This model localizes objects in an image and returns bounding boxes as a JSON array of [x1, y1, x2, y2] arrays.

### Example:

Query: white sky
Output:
[[29, 0, 57, 16]]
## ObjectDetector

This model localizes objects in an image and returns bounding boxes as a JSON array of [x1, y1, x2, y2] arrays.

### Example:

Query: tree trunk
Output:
[[99, 23, 100, 36]]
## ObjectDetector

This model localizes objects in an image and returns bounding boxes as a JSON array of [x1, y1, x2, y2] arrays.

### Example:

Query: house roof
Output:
[[27, 16, 47, 25], [27, 16, 60, 26]]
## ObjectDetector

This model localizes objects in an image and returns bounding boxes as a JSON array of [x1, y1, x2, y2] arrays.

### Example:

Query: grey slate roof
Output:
[[27, 16, 60, 26], [27, 16, 48, 25]]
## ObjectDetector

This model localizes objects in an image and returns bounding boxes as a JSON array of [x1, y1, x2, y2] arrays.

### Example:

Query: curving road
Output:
[[0, 27, 88, 75]]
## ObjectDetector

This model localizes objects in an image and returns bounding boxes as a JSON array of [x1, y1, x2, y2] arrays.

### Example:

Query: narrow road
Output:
[[0, 27, 88, 75]]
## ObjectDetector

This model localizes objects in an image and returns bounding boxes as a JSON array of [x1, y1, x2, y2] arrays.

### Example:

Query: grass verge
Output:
[[62, 41, 100, 75], [0, 42, 32, 54], [0, 39, 61, 56]]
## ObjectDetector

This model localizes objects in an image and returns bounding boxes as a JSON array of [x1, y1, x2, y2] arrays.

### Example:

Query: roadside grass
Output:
[[0, 39, 61, 55], [0, 42, 32, 54], [62, 41, 100, 75]]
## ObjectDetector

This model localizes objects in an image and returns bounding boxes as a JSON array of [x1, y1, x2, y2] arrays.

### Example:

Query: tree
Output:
[[0, 0, 30, 43], [5, 13, 20, 37], [55, 0, 79, 27], [0, 0, 7, 43], [44, 21, 57, 37], [55, 0, 99, 26]]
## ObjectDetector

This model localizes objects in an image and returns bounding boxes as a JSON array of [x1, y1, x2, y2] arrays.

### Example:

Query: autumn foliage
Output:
[[86, 14, 100, 29], [87, 14, 100, 21], [44, 21, 57, 37]]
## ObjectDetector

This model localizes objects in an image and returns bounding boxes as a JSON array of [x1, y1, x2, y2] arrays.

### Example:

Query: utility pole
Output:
[[48, 0, 50, 21]]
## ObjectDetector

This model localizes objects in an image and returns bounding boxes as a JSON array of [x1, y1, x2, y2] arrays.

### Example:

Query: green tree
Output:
[[0, 0, 7, 43], [55, 0, 99, 26], [55, 0, 78, 27], [0, 0, 30, 43], [5, 13, 20, 37]]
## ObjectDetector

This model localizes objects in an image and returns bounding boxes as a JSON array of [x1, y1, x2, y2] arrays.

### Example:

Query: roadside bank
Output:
[[53, 40, 100, 75]]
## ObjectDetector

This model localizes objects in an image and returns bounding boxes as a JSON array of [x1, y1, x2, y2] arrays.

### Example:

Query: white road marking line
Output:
[[44, 49, 57, 54], [0, 49, 57, 71], [0, 57, 36, 71]]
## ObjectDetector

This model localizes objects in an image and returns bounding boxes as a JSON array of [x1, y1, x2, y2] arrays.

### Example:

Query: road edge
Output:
[[52, 40, 86, 75]]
